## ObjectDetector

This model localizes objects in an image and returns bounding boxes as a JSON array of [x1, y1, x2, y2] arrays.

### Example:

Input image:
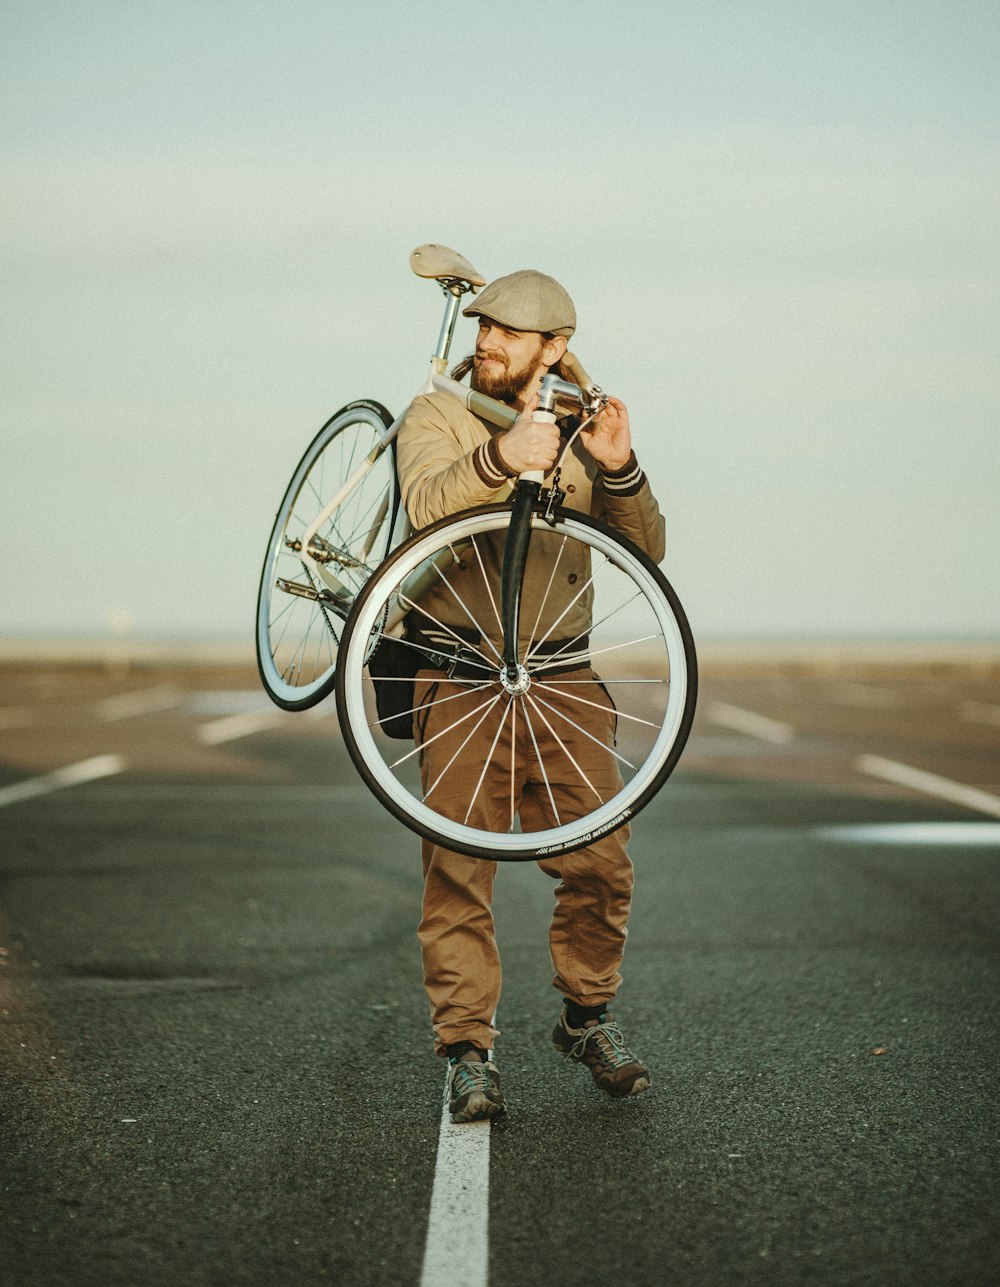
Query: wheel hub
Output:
[[499, 663, 531, 695]]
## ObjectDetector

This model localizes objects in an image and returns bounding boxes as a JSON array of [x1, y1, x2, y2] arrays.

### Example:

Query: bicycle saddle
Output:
[[410, 244, 486, 288]]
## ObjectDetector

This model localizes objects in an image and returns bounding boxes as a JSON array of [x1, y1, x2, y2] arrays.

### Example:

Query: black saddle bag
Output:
[[368, 617, 487, 740], [367, 636, 424, 740]]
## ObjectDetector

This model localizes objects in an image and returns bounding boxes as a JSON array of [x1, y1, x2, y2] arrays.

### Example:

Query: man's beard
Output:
[[471, 340, 544, 402]]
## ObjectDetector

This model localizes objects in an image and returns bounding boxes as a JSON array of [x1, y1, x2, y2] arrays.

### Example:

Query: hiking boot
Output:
[[553, 1011, 651, 1098], [445, 1052, 505, 1123]]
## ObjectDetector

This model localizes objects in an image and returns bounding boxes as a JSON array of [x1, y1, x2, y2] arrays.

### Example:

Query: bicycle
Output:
[[256, 244, 698, 860]]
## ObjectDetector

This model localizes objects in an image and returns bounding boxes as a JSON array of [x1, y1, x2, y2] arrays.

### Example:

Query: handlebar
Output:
[[430, 365, 607, 435]]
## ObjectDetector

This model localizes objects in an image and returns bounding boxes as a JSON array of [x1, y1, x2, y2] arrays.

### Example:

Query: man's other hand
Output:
[[580, 396, 632, 472]]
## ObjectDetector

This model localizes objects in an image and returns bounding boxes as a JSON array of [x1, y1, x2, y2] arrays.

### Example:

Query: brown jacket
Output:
[[395, 389, 666, 654]]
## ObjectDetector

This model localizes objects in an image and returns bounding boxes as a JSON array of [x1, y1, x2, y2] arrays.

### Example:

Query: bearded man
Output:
[[395, 269, 665, 1122]]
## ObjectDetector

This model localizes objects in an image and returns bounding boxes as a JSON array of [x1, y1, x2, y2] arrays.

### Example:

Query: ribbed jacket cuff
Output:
[[601, 451, 646, 497], [473, 437, 514, 489]]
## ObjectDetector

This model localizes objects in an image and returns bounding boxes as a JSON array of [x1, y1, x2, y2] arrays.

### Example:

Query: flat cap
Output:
[[463, 269, 576, 337]]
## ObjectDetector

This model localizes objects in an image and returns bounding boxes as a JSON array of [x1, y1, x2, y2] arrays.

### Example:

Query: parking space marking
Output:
[[856, 754, 1000, 820], [197, 712, 286, 745], [96, 686, 182, 721], [420, 1092, 491, 1287], [706, 702, 795, 745], [0, 754, 126, 810]]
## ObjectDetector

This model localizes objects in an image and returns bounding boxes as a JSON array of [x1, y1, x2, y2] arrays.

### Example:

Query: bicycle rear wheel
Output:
[[256, 400, 397, 710], [335, 504, 697, 860]]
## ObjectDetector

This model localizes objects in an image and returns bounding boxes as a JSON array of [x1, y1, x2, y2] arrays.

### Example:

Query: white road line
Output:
[[46, 783, 372, 801], [856, 754, 1000, 820], [197, 712, 286, 745], [816, 822, 1000, 846], [706, 702, 795, 745], [0, 754, 126, 810], [420, 1094, 491, 1287], [0, 707, 33, 730], [960, 700, 1000, 727], [188, 690, 277, 716], [95, 686, 182, 721]]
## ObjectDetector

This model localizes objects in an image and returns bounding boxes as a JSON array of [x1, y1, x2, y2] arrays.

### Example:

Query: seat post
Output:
[[433, 287, 465, 366]]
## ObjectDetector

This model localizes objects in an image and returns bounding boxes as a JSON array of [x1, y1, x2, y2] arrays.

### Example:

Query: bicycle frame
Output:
[[291, 259, 606, 680], [295, 285, 518, 606]]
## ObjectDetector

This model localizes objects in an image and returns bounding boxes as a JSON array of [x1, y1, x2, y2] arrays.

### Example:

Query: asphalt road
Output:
[[1, 658, 998, 1286]]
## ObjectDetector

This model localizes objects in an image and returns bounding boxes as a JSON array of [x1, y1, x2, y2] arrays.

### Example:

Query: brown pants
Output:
[[414, 669, 634, 1055]]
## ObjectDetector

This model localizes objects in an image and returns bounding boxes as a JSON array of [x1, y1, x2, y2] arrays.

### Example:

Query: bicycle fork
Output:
[[499, 476, 541, 689], [499, 374, 580, 688]]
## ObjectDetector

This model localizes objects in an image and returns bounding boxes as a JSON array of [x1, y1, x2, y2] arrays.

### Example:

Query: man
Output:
[[395, 268, 665, 1122]]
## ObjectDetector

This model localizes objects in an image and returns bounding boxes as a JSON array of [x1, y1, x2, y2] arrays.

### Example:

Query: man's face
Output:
[[471, 321, 548, 402]]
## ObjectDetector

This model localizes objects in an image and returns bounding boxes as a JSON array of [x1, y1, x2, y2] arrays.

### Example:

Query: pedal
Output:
[[284, 534, 365, 569], [275, 578, 352, 615]]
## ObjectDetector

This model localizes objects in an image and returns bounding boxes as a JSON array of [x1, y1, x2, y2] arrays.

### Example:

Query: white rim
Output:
[[257, 408, 392, 704]]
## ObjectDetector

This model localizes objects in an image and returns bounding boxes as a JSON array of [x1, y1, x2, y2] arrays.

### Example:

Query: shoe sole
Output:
[[604, 1074, 651, 1098], [553, 1036, 652, 1099], [451, 1095, 505, 1123]]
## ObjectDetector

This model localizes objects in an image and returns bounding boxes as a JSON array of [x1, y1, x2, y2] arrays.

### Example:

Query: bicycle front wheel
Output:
[[335, 505, 697, 860], [256, 400, 397, 709]]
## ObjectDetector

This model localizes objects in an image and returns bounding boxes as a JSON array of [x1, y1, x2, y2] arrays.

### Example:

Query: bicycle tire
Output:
[[335, 503, 697, 859], [256, 400, 397, 710]]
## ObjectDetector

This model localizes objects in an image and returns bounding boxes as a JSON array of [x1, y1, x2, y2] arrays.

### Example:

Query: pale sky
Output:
[[3, 0, 998, 641]]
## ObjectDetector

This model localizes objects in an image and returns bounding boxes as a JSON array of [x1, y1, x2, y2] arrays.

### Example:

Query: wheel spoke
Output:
[[368, 679, 494, 732], [520, 696, 562, 825], [529, 677, 666, 685], [530, 588, 645, 669], [267, 591, 297, 633], [463, 696, 515, 825], [311, 604, 335, 683], [421, 692, 505, 802], [470, 534, 504, 637], [374, 628, 494, 675], [281, 600, 320, 682], [529, 690, 638, 771], [527, 533, 568, 646], [534, 679, 663, 730], [395, 594, 498, 672], [523, 563, 599, 662], [328, 483, 390, 563], [426, 552, 504, 662], [533, 633, 664, 670], [523, 692, 610, 803], [386, 689, 500, 772], [509, 698, 518, 832]]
